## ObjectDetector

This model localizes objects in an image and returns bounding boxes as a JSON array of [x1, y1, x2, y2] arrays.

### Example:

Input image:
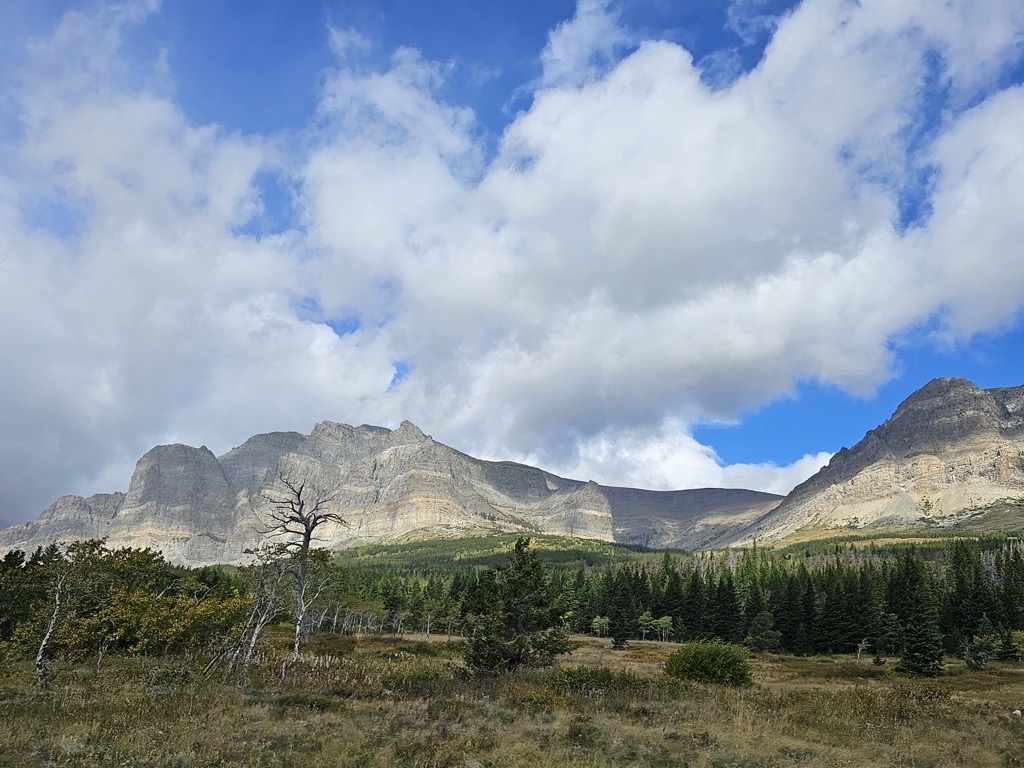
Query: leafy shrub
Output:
[[664, 642, 751, 686]]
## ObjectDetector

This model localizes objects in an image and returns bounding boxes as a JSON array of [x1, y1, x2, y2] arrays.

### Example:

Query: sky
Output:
[[2, 0, 1024, 525]]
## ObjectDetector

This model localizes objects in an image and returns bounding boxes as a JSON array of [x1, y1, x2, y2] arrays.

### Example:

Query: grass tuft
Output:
[[1, 637, 1023, 766]]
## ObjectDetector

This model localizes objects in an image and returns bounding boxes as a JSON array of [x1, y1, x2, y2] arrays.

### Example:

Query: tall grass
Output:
[[1, 637, 1022, 767]]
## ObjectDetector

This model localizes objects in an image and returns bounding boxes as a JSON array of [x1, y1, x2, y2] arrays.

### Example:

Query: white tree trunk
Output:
[[35, 573, 66, 680]]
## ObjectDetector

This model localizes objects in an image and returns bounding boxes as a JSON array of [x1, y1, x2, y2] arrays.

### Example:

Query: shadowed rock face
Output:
[[0, 420, 781, 565], [743, 378, 1024, 543]]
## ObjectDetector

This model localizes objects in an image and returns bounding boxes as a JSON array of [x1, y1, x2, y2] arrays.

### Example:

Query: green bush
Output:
[[664, 642, 751, 686], [463, 538, 576, 674]]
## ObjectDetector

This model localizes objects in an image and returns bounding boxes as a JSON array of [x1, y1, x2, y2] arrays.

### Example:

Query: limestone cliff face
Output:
[[112, 444, 240, 564], [744, 378, 1024, 543], [6, 378, 1019, 562], [0, 420, 781, 565]]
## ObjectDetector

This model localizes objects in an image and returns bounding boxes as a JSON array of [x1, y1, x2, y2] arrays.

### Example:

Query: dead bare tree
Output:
[[262, 475, 346, 661], [219, 545, 291, 676]]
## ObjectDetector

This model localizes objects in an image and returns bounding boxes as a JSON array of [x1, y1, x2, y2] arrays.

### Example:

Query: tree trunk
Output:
[[35, 573, 65, 680], [292, 558, 307, 662]]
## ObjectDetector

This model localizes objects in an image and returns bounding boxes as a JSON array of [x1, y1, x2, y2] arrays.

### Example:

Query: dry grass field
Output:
[[2, 634, 1022, 767]]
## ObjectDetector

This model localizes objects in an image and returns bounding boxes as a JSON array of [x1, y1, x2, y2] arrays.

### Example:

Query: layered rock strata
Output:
[[0, 420, 781, 565], [744, 378, 1024, 542]]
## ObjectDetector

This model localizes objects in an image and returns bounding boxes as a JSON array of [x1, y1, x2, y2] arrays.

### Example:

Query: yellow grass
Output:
[[1, 635, 1022, 767]]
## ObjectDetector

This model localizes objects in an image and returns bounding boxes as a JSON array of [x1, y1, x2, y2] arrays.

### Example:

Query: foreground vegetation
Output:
[[2, 633, 1023, 767], [5, 532, 1024, 677], [4, 525, 1024, 765]]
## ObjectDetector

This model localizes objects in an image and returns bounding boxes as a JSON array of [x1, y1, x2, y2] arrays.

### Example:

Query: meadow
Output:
[[2, 633, 1022, 768]]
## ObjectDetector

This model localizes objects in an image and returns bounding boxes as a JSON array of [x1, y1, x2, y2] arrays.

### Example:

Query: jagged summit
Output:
[[4, 377, 1023, 563], [0, 420, 779, 565]]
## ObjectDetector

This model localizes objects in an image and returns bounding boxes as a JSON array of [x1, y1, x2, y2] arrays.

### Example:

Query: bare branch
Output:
[[258, 474, 348, 661]]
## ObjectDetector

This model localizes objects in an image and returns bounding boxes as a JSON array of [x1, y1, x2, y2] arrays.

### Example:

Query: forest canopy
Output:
[[1, 534, 1022, 678]]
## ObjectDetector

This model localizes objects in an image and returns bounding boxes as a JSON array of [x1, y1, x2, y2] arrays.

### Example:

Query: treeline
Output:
[[346, 536, 1024, 671], [578, 542, 1020, 664], [2, 535, 1023, 678]]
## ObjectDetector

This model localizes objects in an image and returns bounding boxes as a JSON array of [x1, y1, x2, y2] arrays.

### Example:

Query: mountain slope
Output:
[[744, 377, 1024, 543], [0, 420, 780, 565], [6, 377, 1021, 562]]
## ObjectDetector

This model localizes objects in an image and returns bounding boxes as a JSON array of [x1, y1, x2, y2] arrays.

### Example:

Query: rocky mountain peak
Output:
[[893, 376, 979, 413], [0, 418, 780, 565], [743, 377, 1024, 543], [123, 443, 230, 510], [392, 420, 429, 442], [882, 377, 1015, 454]]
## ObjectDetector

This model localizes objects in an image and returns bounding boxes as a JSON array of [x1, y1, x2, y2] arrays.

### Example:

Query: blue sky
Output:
[[2, 0, 1024, 523]]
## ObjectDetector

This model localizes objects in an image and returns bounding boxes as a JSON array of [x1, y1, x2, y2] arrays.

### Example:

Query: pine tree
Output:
[[895, 551, 944, 678], [464, 538, 575, 674], [681, 568, 706, 640]]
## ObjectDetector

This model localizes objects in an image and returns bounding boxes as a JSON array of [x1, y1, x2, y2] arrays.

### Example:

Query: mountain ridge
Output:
[[4, 376, 1024, 564], [741, 377, 1024, 543], [0, 420, 780, 565]]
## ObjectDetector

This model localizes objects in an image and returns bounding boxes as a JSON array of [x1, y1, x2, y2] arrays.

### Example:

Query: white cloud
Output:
[[721, 452, 833, 496], [539, 0, 632, 89], [1, 0, 1024, 521], [527, 419, 831, 496], [726, 0, 786, 46], [328, 27, 372, 60]]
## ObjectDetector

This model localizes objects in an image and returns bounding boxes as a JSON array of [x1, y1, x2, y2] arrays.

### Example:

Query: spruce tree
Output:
[[710, 572, 742, 642], [895, 552, 944, 677], [681, 568, 706, 640], [464, 538, 575, 673], [608, 566, 638, 649], [775, 573, 802, 652]]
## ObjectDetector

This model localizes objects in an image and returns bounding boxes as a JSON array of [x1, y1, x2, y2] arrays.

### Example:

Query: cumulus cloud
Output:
[[536, 419, 832, 496], [721, 452, 834, 497], [539, 0, 633, 89], [0, 3, 393, 518], [1, 0, 1023, 521], [726, 0, 786, 46]]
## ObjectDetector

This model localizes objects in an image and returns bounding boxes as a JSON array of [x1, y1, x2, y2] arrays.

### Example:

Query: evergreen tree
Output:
[[857, 563, 884, 652], [811, 568, 840, 653], [663, 567, 685, 634], [464, 538, 575, 673], [461, 569, 499, 618], [796, 573, 816, 655], [744, 611, 781, 652], [775, 571, 803, 652], [681, 568, 706, 640], [608, 567, 639, 649], [999, 546, 1024, 630], [710, 572, 742, 642], [894, 551, 944, 677], [741, 575, 765, 641]]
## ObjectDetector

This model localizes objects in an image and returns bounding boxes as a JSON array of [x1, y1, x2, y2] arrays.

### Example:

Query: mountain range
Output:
[[1, 377, 1022, 565]]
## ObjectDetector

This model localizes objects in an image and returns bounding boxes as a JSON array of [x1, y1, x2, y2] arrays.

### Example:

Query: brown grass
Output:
[[1, 635, 1023, 767]]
